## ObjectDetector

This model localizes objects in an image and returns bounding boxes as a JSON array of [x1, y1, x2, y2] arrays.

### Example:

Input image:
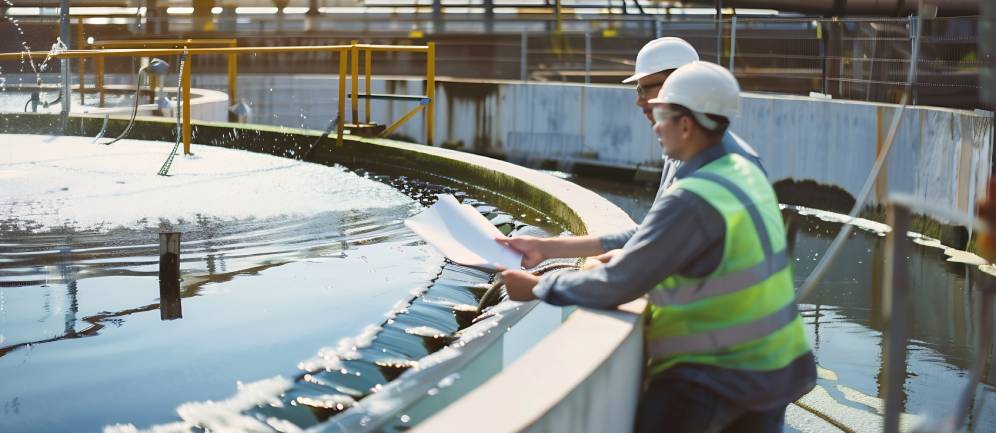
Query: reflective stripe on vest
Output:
[[648, 171, 786, 307], [647, 300, 799, 359], [648, 248, 789, 306]]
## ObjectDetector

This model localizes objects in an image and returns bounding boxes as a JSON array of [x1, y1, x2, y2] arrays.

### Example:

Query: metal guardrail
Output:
[[0, 42, 437, 153], [86, 38, 238, 108]]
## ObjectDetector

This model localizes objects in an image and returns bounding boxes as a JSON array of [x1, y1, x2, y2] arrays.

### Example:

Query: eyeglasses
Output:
[[652, 106, 686, 124], [635, 81, 666, 99]]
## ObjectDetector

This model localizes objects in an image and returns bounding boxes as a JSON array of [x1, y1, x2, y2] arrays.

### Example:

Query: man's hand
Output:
[[495, 235, 546, 268], [582, 248, 623, 270], [500, 269, 540, 301]]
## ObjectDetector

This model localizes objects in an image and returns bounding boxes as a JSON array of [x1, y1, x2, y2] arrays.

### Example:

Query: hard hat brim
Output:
[[621, 72, 649, 84]]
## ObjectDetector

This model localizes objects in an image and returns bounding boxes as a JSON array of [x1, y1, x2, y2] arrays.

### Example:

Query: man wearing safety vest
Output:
[[498, 62, 816, 433]]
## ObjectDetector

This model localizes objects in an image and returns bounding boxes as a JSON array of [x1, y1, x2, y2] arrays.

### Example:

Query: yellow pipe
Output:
[[426, 42, 435, 146], [337, 48, 347, 146], [227, 51, 238, 104], [149, 74, 158, 104], [182, 52, 192, 155], [77, 16, 85, 104], [365, 48, 372, 124], [95, 56, 105, 107], [91, 38, 238, 48], [228, 41, 238, 104], [351, 40, 359, 125]]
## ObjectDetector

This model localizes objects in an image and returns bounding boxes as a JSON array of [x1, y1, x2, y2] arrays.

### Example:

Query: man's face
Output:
[[635, 71, 671, 125], [652, 103, 691, 160]]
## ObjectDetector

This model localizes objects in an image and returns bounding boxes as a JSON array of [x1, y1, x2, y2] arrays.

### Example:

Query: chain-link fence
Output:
[[0, 12, 987, 110]]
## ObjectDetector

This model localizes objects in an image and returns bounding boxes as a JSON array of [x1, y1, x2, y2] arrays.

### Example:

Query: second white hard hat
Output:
[[622, 37, 700, 84], [648, 61, 741, 120]]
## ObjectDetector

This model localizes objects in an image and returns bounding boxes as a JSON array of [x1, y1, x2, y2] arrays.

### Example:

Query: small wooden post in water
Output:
[[159, 232, 183, 320]]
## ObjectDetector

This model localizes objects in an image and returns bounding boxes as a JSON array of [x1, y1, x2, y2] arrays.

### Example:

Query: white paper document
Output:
[[404, 194, 523, 271]]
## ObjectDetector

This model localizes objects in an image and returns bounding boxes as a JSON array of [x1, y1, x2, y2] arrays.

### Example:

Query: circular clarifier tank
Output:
[[0, 134, 480, 432]]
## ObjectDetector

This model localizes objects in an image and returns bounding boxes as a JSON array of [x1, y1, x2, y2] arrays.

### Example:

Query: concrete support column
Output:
[[484, 0, 494, 33], [432, 0, 443, 34]]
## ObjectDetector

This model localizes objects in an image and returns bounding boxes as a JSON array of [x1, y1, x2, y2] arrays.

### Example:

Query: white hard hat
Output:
[[622, 37, 699, 84], [648, 61, 741, 121]]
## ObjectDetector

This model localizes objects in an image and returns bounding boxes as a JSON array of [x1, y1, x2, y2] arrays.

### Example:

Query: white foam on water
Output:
[[174, 376, 294, 433], [0, 134, 414, 232], [299, 324, 383, 371], [784, 204, 891, 235], [404, 325, 449, 338], [294, 394, 357, 411], [104, 376, 294, 433]]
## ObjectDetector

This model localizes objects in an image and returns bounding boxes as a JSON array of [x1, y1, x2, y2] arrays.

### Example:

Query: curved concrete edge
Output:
[[0, 113, 647, 432], [412, 299, 646, 433]]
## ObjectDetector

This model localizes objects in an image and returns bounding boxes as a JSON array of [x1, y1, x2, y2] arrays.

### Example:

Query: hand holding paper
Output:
[[404, 195, 524, 271]]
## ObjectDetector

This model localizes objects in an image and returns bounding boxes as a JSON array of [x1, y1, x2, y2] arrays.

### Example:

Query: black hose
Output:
[[101, 68, 147, 146], [302, 113, 340, 161]]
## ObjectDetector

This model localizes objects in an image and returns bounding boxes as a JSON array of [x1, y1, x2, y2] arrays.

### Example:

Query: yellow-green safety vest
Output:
[[646, 152, 811, 376]]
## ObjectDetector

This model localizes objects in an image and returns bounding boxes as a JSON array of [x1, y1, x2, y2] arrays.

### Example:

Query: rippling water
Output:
[[0, 135, 559, 433]]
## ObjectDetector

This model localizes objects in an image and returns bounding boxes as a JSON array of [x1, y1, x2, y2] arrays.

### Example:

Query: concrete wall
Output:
[[376, 79, 994, 217], [188, 74, 994, 217]]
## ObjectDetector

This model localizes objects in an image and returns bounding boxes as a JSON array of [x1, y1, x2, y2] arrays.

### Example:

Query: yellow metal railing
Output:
[[86, 38, 239, 108], [0, 42, 436, 155]]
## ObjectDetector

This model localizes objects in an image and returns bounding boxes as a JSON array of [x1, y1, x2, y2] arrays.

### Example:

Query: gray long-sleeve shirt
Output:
[[532, 144, 728, 308], [531, 137, 815, 411], [600, 130, 766, 251]]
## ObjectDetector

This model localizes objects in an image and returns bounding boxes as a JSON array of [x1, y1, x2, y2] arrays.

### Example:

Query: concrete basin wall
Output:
[[371, 78, 995, 217]]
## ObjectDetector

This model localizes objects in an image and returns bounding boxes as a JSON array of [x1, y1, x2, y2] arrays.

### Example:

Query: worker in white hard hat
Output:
[[626, 37, 765, 190], [498, 62, 815, 433]]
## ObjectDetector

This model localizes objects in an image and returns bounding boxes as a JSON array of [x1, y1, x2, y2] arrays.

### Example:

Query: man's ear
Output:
[[680, 116, 694, 140]]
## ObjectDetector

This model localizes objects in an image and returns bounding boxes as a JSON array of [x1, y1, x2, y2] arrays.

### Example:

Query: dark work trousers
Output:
[[634, 378, 787, 433]]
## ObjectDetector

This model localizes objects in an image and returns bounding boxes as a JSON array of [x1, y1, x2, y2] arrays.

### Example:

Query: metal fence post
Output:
[[715, 1, 723, 64], [909, 15, 919, 105], [729, 15, 737, 72], [584, 31, 592, 85], [520, 31, 528, 81]]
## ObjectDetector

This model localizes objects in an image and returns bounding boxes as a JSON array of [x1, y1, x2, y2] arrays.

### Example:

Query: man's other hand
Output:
[[500, 269, 540, 301]]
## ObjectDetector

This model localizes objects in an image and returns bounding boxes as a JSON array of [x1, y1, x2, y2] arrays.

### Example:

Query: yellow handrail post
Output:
[[95, 55, 105, 107], [364, 48, 372, 124], [227, 41, 237, 104], [149, 73, 158, 104], [182, 51, 192, 155], [350, 40, 359, 125], [337, 47, 347, 146], [426, 42, 435, 146], [77, 16, 85, 104]]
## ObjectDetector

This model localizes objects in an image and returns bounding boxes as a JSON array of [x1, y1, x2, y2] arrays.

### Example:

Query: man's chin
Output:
[[643, 111, 654, 124]]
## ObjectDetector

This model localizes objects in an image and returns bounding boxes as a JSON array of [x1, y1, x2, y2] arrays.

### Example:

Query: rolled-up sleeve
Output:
[[533, 189, 725, 309]]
